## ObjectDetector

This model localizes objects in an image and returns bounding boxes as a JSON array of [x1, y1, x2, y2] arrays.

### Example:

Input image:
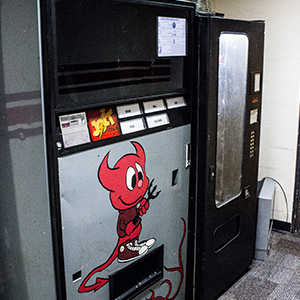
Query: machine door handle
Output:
[[185, 143, 191, 168]]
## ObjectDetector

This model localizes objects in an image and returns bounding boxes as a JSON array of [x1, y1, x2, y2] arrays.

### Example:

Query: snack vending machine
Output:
[[190, 16, 265, 300], [39, 0, 195, 299]]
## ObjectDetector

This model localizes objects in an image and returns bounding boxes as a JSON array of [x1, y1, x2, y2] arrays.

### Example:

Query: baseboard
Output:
[[272, 220, 291, 232]]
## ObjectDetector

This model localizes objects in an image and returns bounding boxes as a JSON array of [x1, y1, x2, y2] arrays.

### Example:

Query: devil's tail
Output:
[[78, 237, 127, 293]]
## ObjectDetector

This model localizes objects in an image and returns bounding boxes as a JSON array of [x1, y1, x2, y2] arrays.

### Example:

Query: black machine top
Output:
[[49, 0, 195, 111], [40, 0, 195, 155]]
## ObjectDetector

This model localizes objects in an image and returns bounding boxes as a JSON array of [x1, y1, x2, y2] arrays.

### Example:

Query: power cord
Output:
[[263, 176, 289, 223]]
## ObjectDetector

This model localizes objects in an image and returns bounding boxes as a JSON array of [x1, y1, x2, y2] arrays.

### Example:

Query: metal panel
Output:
[[58, 125, 190, 299], [255, 178, 276, 260], [0, 1, 56, 299]]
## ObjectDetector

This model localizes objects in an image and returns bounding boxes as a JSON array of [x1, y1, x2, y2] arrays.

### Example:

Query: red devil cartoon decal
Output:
[[78, 141, 160, 293]]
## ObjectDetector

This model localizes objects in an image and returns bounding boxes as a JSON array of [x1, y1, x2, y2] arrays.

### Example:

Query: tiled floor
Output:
[[218, 230, 300, 300]]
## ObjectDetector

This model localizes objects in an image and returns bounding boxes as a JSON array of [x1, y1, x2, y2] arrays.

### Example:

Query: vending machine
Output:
[[39, 0, 195, 299], [190, 15, 265, 300]]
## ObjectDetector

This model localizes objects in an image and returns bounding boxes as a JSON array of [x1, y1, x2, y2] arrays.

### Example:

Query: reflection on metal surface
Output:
[[215, 33, 248, 207]]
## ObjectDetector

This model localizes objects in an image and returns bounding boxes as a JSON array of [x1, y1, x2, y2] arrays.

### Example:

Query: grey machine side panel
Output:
[[255, 178, 276, 261], [0, 0, 56, 299], [58, 124, 191, 300]]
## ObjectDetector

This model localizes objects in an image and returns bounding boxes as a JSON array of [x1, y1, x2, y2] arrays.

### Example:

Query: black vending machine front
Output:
[[191, 16, 265, 300], [40, 0, 195, 300]]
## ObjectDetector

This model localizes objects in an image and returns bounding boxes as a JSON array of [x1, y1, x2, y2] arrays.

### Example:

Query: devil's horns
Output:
[[98, 142, 146, 192]]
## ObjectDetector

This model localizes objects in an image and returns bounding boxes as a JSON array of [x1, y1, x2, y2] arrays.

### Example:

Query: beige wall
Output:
[[212, 0, 300, 223]]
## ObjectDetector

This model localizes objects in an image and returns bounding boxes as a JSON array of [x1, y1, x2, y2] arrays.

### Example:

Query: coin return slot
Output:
[[109, 245, 164, 300]]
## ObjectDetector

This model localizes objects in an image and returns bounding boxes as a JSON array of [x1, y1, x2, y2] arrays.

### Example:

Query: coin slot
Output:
[[72, 270, 82, 283], [172, 169, 179, 186]]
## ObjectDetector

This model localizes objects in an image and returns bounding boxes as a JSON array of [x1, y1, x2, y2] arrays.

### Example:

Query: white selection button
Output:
[[146, 113, 170, 128], [120, 118, 146, 134], [117, 103, 141, 119], [166, 96, 186, 109], [143, 99, 166, 114], [250, 109, 258, 124]]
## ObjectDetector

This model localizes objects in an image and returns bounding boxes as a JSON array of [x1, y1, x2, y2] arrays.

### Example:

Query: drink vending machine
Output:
[[40, 0, 195, 299], [190, 15, 265, 300]]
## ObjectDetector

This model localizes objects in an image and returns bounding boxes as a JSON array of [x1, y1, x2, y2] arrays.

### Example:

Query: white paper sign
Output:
[[250, 109, 258, 124], [59, 112, 90, 148], [158, 17, 186, 57], [254, 73, 261, 92]]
